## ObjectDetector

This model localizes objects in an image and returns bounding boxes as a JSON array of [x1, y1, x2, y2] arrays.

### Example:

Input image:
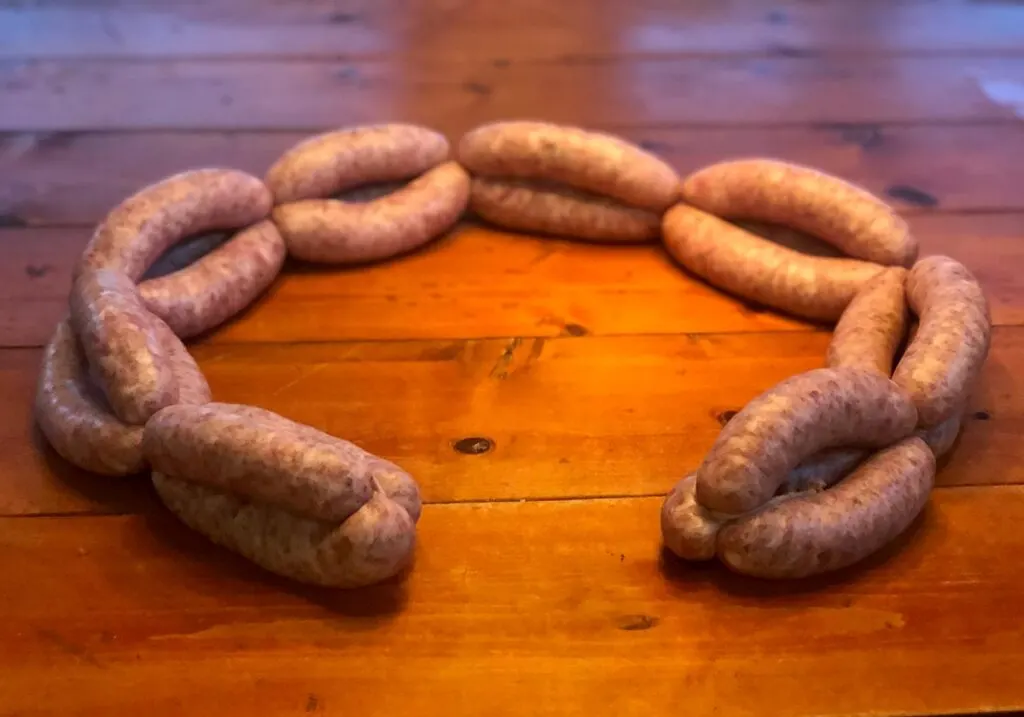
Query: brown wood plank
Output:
[[2, 488, 1023, 716], [5, 325, 1020, 516], [5, 0, 1024, 60], [1, 56, 1021, 132], [5, 125, 1024, 226], [3, 212, 1024, 347]]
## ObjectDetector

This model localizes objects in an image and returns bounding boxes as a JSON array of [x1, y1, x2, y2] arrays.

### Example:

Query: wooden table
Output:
[[2, 1, 1024, 715]]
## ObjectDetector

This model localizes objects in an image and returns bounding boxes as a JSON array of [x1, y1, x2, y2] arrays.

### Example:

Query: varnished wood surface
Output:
[[3, 0, 1023, 715]]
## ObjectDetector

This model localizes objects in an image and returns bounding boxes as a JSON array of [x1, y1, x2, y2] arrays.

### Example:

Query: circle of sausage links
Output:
[[33, 120, 988, 586]]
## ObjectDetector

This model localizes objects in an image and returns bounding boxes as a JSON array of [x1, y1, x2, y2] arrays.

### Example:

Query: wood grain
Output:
[[7, 325, 1020, 516], [5, 124, 1024, 226], [3, 211, 1023, 347], [2, 55, 1021, 132], [5, 0, 1024, 60], [2, 488, 1023, 716]]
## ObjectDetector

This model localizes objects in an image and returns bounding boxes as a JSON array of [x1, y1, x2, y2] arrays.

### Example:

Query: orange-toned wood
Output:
[[3, 212, 1023, 347], [6, 326, 1018, 516], [2, 488, 1024, 716], [2, 56, 1021, 132], [5, 0, 1024, 60], [5, 125, 1024, 226]]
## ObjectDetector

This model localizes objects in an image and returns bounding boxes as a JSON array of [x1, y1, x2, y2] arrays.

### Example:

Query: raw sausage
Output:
[[717, 437, 935, 578], [680, 158, 917, 267], [69, 269, 178, 424], [916, 407, 963, 459], [458, 121, 679, 212], [893, 256, 991, 426], [827, 267, 909, 376], [76, 169, 272, 281], [272, 161, 470, 264], [265, 124, 450, 204], [661, 475, 723, 561], [695, 367, 918, 514], [662, 204, 885, 321], [139, 220, 286, 339], [470, 177, 660, 242], [781, 448, 866, 495], [152, 473, 416, 588], [152, 318, 211, 406]]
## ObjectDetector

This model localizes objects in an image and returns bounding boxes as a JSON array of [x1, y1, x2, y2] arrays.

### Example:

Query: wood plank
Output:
[[5, 325, 1021, 516], [3, 211, 1024, 347], [5, 0, 1024, 60], [1, 55, 1021, 132], [6, 125, 1024, 226], [2, 488, 1023, 716]]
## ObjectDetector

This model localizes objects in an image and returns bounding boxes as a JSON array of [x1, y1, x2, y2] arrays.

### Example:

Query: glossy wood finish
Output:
[[2, 1, 1022, 714]]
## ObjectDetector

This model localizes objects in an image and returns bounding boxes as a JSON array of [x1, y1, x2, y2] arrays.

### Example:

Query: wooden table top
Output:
[[3, 1, 1024, 715]]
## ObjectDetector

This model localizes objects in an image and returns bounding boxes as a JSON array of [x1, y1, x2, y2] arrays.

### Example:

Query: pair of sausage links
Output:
[[470, 177, 661, 243], [266, 125, 469, 264], [662, 204, 885, 321], [139, 220, 287, 339], [34, 317, 210, 476], [827, 267, 909, 376], [694, 367, 918, 515], [717, 437, 935, 579], [459, 121, 678, 241], [76, 169, 273, 282], [893, 256, 991, 427], [680, 158, 918, 267]]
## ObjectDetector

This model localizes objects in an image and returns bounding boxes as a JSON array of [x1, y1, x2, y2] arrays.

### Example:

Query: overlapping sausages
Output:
[[31, 119, 991, 589]]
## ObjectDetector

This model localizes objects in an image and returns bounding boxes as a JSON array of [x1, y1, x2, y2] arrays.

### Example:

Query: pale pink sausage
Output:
[[717, 437, 935, 579], [662, 204, 885, 321], [139, 220, 286, 339], [265, 124, 450, 204], [661, 475, 723, 561], [893, 256, 991, 427], [470, 177, 660, 242], [69, 269, 178, 425], [151, 317, 211, 406], [272, 161, 470, 264], [695, 367, 918, 515], [915, 407, 963, 459], [827, 267, 909, 376], [458, 121, 680, 212], [680, 159, 917, 267], [76, 169, 273, 281]]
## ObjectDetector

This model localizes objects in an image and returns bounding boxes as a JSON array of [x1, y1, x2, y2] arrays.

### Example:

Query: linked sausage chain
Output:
[[34, 120, 991, 587]]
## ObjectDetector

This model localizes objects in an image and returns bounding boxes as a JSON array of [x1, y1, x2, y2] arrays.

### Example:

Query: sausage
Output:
[[139, 220, 286, 339], [470, 177, 660, 242], [661, 475, 724, 560], [265, 124, 450, 204], [458, 121, 679, 212], [716, 436, 935, 578], [680, 159, 917, 267], [781, 448, 866, 495], [827, 267, 909, 376], [151, 317, 211, 406], [142, 403, 423, 524], [34, 320, 146, 476], [76, 169, 273, 281], [272, 161, 470, 264], [893, 256, 991, 426], [662, 204, 885, 321], [152, 472, 416, 588], [695, 367, 918, 515], [915, 408, 963, 459], [69, 269, 178, 425]]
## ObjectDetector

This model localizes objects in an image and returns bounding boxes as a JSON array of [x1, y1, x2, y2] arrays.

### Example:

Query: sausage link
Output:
[[76, 169, 272, 281], [151, 317, 211, 406], [34, 320, 146, 476], [781, 448, 866, 495], [265, 124, 450, 204], [893, 256, 991, 426], [695, 367, 918, 514], [680, 159, 917, 267], [717, 437, 935, 579], [662, 204, 885, 321], [272, 161, 470, 264], [827, 267, 909, 376], [458, 121, 679, 211], [69, 269, 178, 424], [470, 177, 660, 242], [152, 473, 416, 588], [139, 220, 286, 339]]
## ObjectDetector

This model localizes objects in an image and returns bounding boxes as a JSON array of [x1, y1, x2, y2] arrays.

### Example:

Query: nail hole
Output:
[[563, 323, 588, 337], [973, 410, 991, 421], [453, 437, 493, 455]]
